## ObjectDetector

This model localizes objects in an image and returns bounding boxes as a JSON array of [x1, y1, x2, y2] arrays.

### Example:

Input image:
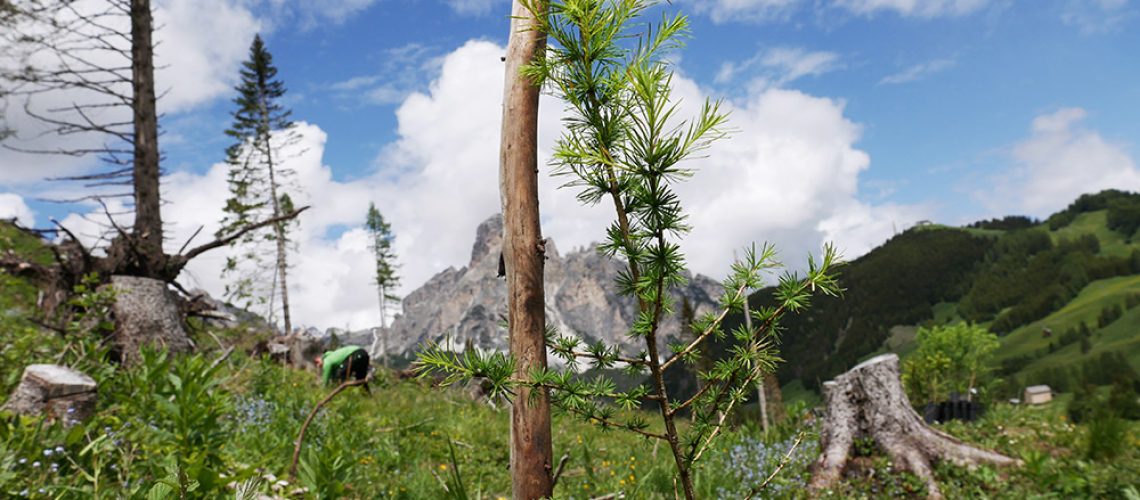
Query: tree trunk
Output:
[[808, 354, 1019, 499], [763, 373, 785, 423], [110, 275, 193, 364], [380, 284, 389, 367], [742, 292, 769, 434], [262, 113, 292, 337], [500, 1, 553, 497], [129, 0, 164, 278]]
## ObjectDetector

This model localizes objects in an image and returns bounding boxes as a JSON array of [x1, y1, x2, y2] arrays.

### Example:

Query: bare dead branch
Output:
[[177, 206, 310, 263], [288, 376, 372, 481]]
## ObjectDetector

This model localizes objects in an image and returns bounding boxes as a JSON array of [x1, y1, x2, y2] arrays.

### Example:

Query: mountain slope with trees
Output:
[[746, 189, 1140, 396]]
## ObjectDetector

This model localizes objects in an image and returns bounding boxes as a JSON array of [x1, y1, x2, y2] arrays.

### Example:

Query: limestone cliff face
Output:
[[378, 215, 721, 357]]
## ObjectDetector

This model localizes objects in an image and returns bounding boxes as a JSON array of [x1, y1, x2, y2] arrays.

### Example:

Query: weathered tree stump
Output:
[[808, 354, 1018, 499], [3, 364, 97, 425], [111, 275, 193, 363]]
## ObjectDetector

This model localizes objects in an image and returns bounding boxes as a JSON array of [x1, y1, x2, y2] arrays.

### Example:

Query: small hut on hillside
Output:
[[1024, 385, 1053, 405]]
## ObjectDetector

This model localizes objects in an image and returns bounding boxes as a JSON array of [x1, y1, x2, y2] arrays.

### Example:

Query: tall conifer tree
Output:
[[219, 34, 301, 335], [365, 202, 400, 364]]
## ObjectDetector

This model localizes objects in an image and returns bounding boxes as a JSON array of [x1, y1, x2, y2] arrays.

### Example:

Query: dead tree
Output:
[[0, 0, 305, 361], [499, 0, 553, 497], [809, 354, 1020, 499]]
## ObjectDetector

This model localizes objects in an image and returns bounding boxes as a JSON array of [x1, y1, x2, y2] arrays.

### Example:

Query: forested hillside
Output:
[[734, 190, 1140, 395]]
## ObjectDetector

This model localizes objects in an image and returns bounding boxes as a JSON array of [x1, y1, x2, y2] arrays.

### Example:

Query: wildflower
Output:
[[54, 446, 64, 454], [17, 458, 26, 465], [50, 463, 59, 472], [32, 461, 41, 468], [19, 489, 27, 497], [43, 449, 53, 457], [439, 464, 448, 471]]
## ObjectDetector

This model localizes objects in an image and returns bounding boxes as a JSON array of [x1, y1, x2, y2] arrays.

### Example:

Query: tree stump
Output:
[[111, 275, 193, 363], [3, 364, 97, 426], [808, 354, 1019, 499]]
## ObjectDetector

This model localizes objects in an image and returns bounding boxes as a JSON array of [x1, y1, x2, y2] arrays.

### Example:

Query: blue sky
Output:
[[2, 0, 1138, 330]]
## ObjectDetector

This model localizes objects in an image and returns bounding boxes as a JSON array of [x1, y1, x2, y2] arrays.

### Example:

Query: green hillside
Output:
[[731, 190, 1140, 399]]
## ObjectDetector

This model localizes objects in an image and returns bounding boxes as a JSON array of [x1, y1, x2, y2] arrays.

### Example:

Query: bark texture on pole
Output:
[[129, 0, 164, 278], [808, 354, 1019, 499], [500, 1, 553, 498]]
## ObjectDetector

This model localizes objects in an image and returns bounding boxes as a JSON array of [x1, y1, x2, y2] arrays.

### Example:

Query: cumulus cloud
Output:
[[52, 121, 381, 330], [978, 107, 1140, 216], [879, 58, 956, 85], [154, 0, 261, 113], [0, 193, 35, 226], [44, 38, 919, 331], [832, 0, 990, 18], [371, 40, 919, 317]]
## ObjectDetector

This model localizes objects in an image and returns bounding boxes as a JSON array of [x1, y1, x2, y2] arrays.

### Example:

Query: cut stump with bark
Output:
[[808, 354, 1019, 499], [110, 275, 193, 363], [3, 364, 97, 426]]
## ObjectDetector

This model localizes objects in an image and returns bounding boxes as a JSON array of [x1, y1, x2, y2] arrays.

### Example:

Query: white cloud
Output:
[[52, 121, 381, 330], [153, 0, 261, 113], [0, 0, 260, 184], [169, 123, 377, 330], [1061, 0, 1135, 34], [978, 107, 1140, 216], [817, 201, 932, 256], [879, 58, 956, 85], [689, 0, 801, 23], [444, 0, 503, 16], [328, 43, 444, 107], [265, 0, 381, 28], [373, 40, 918, 317], [716, 46, 840, 90], [833, 0, 990, 18], [45, 38, 919, 332], [690, 0, 990, 22], [0, 193, 35, 226]]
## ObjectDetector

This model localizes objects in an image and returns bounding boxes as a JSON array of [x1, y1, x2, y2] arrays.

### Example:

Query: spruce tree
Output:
[[365, 202, 400, 364], [219, 34, 301, 335]]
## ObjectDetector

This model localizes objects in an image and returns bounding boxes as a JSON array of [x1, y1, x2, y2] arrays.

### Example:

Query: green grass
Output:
[[1050, 210, 1134, 257], [995, 275, 1140, 365], [0, 222, 55, 315], [0, 221, 55, 267]]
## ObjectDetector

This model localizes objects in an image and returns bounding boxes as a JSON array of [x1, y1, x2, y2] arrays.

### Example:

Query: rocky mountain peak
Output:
[[470, 214, 503, 266], [377, 214, 721, 358]]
